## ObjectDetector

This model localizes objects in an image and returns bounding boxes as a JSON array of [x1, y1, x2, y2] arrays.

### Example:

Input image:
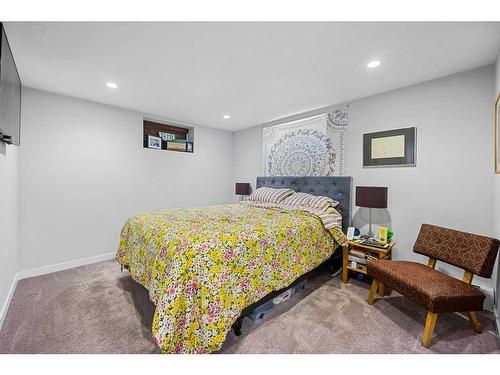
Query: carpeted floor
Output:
[[0, 259, 498, 354]]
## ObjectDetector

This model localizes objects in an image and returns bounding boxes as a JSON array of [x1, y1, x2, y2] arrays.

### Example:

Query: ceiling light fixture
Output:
[[106, 82, 118, 89], [367, 60, 381, 69], [223, 115, 230, 119]]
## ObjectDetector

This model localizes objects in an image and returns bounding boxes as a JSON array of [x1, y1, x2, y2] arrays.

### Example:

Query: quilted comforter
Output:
[[116, 203, 346, 353]]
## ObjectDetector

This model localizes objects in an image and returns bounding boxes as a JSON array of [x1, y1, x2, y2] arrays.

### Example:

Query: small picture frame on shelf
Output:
[[186, 142, 193, 153], [166, 140, 186, 151], [148, 135, 162, 149]]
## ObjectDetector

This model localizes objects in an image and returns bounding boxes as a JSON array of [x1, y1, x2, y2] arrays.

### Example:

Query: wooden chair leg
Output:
[[422, 311, 438, 348], [367, 279, 379, 305], [378, 283, 385, 297], [466, 312, 482, 333], [342, 246, 349, 283]]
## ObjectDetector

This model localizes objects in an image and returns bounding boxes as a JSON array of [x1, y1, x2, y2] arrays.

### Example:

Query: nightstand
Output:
[[342, 240, 395, 295]]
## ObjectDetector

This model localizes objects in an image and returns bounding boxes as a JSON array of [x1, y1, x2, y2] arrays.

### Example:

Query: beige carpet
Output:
[[0, 260, 498, 354]]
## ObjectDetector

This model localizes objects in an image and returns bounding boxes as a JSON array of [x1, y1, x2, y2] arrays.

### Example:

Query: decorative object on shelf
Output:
[[186, 142, 193, 153], [263, 104, 349, 176], [347, 226, 355, 240], [159, 131, 176, 141], [355, 186, 388, 237], [387, 229, 394, 242], [495, 93, 500, 174], [347, 227, 361, 240], [235, 183, 251, 201], [363, 127, 416, 167], [148, 135, 162, 149], [378, 226, 388, 244]]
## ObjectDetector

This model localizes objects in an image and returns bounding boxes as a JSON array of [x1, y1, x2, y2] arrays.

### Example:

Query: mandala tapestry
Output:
[[263, 104, 349, 176]]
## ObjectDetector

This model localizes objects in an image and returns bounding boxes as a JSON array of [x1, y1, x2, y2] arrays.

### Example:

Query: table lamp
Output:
[[235, 183, 251, 201], [355, 186, 388, 237]]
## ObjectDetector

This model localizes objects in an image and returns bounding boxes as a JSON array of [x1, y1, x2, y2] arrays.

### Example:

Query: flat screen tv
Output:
[[0, 22, 21, 146]]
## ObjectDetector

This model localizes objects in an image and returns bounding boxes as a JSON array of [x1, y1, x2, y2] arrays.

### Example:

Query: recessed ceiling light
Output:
[[223, 115, 230, 119], [367, 60, 381, 69], [106, 82, 118, 89]]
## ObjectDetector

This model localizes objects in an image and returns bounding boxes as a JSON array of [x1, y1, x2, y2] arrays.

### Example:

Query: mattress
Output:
[[116, 203, 346, 353]]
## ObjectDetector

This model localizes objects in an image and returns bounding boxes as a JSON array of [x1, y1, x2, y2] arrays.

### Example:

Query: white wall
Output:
[[232, 125, 263, 201], [346, 66, 495, 289], [19, 88, 234, 271], [0, 142, 18, 322], [233, 65, 496, 292]]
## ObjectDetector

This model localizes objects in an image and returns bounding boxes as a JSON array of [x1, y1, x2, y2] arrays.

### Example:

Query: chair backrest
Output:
[[413, 224, 499, 278]]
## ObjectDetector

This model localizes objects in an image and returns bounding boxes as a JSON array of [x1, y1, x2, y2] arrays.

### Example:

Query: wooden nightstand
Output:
[[342, 240, 395, 295]]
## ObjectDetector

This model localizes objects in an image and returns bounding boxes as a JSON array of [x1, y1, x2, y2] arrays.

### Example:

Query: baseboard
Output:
[[16, 252, 116, 280], [0, 252, 116, 330], [494, 306, 500, 348], [0, 274, 19, 330], [478, 285, 495, 312]]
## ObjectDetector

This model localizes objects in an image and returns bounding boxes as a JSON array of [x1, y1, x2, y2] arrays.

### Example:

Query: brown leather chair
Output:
[[367, 224, 499, 348]]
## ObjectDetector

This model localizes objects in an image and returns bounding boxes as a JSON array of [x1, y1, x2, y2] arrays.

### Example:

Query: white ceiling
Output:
[[4, 22, 500, 131]]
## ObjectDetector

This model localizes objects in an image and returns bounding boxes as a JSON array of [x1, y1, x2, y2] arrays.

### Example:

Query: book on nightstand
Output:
[[348, 255, 367, 265], [358, 239, 390, 249]]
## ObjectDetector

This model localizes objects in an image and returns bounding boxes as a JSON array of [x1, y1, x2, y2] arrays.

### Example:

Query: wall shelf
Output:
[[143, 119, 194, 153]]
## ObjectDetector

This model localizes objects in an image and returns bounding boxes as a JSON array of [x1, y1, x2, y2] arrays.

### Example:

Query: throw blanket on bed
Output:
[[240, 200, 344, 230], [116, 204, 346, 353]]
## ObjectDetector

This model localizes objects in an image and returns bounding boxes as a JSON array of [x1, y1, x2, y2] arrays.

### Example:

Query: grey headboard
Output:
[[256, 176, 352, 233]]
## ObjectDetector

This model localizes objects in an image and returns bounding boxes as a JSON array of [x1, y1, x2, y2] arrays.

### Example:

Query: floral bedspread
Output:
[[116, 204, 346, 353]]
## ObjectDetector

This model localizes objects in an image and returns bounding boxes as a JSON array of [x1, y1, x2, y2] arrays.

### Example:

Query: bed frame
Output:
[[231, 176, 352, 336]]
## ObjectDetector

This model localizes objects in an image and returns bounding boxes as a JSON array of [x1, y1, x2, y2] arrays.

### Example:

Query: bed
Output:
[[116, 176, 352, 353]]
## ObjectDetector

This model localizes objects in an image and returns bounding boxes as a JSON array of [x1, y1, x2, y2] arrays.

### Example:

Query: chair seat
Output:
[[367, 260, 485, 313]]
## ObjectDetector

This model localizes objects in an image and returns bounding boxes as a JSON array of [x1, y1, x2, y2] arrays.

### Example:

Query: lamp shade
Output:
[[355, 186, 388, 208], [235, 183, 251, 196]]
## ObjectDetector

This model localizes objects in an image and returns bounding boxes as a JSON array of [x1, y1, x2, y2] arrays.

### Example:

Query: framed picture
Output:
[[495, 93, 500, 174], [166, 140, 186, 151], [148, 135, 162, 149], [363, 127, 416, 167], [186, 142, 193, 153]]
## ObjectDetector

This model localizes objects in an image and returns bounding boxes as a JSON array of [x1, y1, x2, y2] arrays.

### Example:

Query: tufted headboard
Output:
[[256, 176, 352, 233]]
